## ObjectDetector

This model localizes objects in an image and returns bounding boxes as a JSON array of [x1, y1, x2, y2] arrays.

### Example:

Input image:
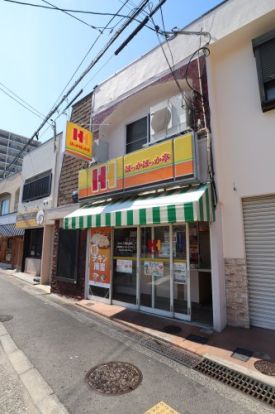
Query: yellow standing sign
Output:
[[65, 121, 93, 161]]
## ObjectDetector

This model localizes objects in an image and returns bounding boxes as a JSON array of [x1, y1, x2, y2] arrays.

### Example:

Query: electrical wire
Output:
[[40, 0, 102, 33], [0, 83, 51, 122], [4, 0, 150, 168], [44, 0, 131, 116]]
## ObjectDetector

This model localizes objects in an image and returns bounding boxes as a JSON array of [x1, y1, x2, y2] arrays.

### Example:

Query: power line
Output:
[[115, 0, 167, 55], [0, 83, 50, 121], [38, 0, 132, 140], [40, 0, 102, 32], [3, 0, 151, 177], [3, 0, 151, 20]]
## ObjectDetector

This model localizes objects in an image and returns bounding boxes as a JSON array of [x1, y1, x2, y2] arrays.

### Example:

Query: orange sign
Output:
[[124, 140, 173, 189], [89, 228, 111, 288], [65, 121, 93, 161], [78, 157, 123, 198], [78, 133, 195, 199]]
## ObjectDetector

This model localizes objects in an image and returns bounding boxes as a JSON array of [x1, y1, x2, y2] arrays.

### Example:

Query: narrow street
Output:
[[0, 272, 272, 414]]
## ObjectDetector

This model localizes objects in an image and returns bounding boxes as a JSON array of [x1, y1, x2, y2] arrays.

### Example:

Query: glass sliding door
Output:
[[172, 224, 190, 320], [140, 226, 172, 315], [112, 228, 137, 305]]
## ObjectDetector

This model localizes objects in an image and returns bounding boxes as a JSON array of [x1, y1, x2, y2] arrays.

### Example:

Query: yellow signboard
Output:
[[16, 210, 39, 229], [174, 133, 194, 178], [79, 157, 123, 198], [124, 140, 174, 189], [65, 122, 93, 161], [78, 132, 195, 199]]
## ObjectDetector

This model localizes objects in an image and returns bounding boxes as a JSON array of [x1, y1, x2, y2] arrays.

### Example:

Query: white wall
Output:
[[18, 133, 63, 213], [208, 9, 275, 258], [94, 0, 275, 113]]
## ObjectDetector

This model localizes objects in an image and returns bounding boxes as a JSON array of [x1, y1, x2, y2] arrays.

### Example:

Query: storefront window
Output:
[[113, 228, 137, 304], [25, 228, 43, 259]]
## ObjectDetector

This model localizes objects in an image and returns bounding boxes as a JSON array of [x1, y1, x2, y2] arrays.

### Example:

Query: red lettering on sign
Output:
[[92, 165, 107, 192], [73, 128, 84, 143]]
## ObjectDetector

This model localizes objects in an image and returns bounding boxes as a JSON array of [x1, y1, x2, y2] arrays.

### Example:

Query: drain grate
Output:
[[0, 315, 13, 322], [186, 334, 208, 344], [194, 358, 275, 407], [86, 362, 142, 395], [140, 337, 201, 368]]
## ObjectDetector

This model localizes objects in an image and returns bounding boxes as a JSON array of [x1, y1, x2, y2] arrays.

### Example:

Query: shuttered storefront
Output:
[[243, 196, 275, 330]]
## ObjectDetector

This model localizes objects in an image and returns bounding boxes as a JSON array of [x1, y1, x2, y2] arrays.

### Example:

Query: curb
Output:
[[0, 322, 68, 414]]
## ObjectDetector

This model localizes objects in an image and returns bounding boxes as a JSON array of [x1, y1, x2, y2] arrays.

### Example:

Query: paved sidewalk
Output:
[[0, 342, 38, 414], [77, 299, 275, 387]]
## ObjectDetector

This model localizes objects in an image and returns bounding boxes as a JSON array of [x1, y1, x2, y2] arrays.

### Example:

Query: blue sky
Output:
[[0, 0, 222, 141]]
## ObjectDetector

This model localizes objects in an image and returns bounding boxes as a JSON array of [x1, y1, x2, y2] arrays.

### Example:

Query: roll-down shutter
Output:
[[243, 196, 275, 330]]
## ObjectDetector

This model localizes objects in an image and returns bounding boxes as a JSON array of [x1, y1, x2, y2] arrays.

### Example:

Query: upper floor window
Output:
[[1, 198, 9, 215], [253, 29, 275, 112], [22, 170, 52, 202], [126, 116, 148, 153]]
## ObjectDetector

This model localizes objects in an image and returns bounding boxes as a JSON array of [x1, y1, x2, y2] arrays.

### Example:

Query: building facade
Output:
[[16, 133, 63, 283], [207, 0, 275, 330], [50, 0, 275, 332]]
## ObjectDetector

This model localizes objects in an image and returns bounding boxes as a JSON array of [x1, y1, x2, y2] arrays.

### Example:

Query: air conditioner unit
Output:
[[149, 93, 191, 144], [92, 139, 109, 163]]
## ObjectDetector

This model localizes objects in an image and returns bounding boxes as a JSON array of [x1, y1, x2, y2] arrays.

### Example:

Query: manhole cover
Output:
[[254, 360, 275, 376], [0, 315, 13, 322], [163, 325, 182, 334], [86, 362, 142, 395]]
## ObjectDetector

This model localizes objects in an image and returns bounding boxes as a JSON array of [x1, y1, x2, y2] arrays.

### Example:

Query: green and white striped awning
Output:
[[63, 184, 213, 230]]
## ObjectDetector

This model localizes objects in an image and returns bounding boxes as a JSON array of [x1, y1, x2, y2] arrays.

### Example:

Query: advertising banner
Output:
[[89, 227, 111, 288], [124, 140, 173, 189], [65, 121, 93, 161], [78, 157, 123, 198]]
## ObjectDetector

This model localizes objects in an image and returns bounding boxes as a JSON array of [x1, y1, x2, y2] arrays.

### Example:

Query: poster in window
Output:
[[174, 262, 187, 283], [89, 228, 111, 288], [116, 259, 132, 274], [144, 261, 164, 278]]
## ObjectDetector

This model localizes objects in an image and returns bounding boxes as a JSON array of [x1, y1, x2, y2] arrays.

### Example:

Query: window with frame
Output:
[[22, 170, 52, 202], [253, 29, 275, 112], [126, 116, 148, 153], [0, 198, 10, 215], [56, 229, 79, 282]]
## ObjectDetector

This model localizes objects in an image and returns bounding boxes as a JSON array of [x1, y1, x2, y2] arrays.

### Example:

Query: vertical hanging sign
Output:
[[89, 228, 111, 288], [65, 121, 93, 161]]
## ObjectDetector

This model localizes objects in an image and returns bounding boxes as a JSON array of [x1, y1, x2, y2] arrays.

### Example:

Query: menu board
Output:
[[89, 228, 111, 288]]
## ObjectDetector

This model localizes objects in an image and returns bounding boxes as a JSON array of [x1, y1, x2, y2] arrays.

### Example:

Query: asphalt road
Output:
[[0, 272, 272, 414]]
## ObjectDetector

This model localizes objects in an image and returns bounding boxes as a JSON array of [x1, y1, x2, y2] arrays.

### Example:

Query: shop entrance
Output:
[[140, 225, 190, 319], [88, 222, 212, 325]]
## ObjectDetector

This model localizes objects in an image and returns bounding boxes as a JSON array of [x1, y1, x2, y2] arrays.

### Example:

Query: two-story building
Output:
[[51, 0, 275, 333], [16, 133, 63, 284]]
